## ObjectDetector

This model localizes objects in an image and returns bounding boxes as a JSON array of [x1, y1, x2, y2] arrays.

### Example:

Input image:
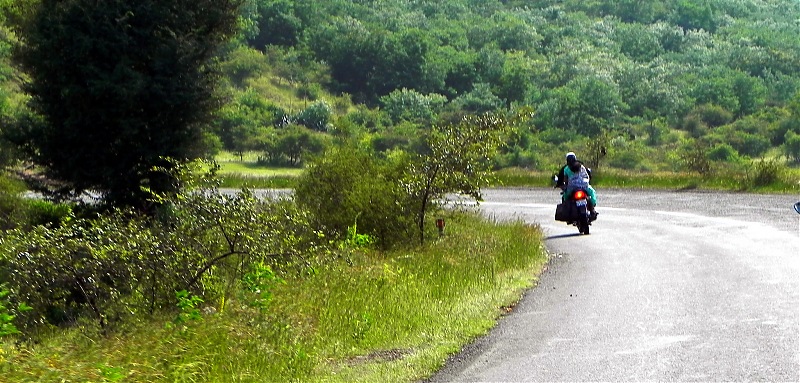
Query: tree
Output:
[[380, 88, 447, 125], [246, 0, 304, 49], [450, 83, 505, 114], [405, 112, 517, 244], [295, 100, 332, 132], [547, 77, 627, 136], [273, 125, 326, 166], [671, 0, 717, 32], [14, 0, 242, 210], [783, 131, 800, 163]]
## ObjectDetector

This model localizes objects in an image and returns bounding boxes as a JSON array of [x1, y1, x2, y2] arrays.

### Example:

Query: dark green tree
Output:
[[671, 0, 717, 32], [247, 0, 304, 49], [273, 125, 326, 166], [14, 0, 242, 209]]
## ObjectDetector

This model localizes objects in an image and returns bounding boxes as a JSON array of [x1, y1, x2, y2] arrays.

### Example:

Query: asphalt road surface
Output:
[[426, 187, 800, 382]]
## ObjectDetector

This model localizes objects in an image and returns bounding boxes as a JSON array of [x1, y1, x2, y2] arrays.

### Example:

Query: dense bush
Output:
[[608, 149, 646, 170], [747, 158, 783, 187], [707, 143, 740, 162], [259, 124, 328, 166], [295, 100, 333, 131], [294, 146, 417, 247]]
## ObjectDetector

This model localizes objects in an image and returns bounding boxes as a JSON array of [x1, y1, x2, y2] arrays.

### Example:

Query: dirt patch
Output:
[[346, 348, 413, 366]]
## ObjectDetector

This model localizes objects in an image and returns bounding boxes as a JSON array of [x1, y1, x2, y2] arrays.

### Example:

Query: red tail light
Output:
[[573, 190, 586, 200]]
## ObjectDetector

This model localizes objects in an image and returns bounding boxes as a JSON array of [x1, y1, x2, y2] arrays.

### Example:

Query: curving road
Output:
[[426, 187, 800, 382]]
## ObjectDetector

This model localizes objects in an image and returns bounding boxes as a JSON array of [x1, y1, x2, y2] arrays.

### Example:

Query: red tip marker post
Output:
[[436, 218, 445, 237]]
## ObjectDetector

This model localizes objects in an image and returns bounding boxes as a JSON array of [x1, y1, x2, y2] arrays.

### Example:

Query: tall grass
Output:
[[1, 212, 547, 382]]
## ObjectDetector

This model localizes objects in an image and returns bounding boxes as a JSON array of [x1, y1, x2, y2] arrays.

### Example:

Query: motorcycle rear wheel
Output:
[[578, 217, 590, 235]]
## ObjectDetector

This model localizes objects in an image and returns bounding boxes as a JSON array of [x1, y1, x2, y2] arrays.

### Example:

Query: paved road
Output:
[[426, 187, 800, 382]]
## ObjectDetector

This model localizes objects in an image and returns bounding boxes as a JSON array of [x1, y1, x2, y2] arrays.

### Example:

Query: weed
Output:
[[241, 262, 284, 313], [0, 284, 31, 338], [173, 290, 204, 326], [97, 364, 126, 382]]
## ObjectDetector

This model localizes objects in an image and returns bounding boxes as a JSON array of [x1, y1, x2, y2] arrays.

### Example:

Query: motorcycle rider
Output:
[[556, 152, 598, 219]]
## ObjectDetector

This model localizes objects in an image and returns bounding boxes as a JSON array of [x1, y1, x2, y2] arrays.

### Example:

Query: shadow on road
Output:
[[545, 233, 584, 240]]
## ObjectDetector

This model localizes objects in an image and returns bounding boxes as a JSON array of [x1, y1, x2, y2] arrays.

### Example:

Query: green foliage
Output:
[[380, 88, 447, 124], [260, 124, 328, 167], [246, 0, 308, 49], [5, 0, 800, 180], [783, 131, 800, 163], [671, 0, 718, 32], [294, 146, 417, 247], [725, 131, 770, 157], [682, 140, 712, 175], [0, 213, 547, 382], [96, 364, 126, 383], [0, 284, 32, 337], [339, 218, 376, 251], [707, 143, 739, 162], [544, 77, 627, 136], [608, 147, 646, 171], [173, 290, 204, 325], [690, 104, 734, 128], [220, 46, 270, 87], [407, 112, 517, 243], [15, 0, 243, 209], [1, 160, 324, 331], [450, 83, 504, 114], [0, 173, 25, 229], [644, 119, 669, 146], [584, 130, 611, 170], [241, 261, 283, 312], [295, 100, 333, 131], [746, 158, 782, 188]]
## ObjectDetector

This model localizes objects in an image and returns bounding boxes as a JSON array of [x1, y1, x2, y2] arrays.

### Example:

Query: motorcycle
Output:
[[553, 175, 595, 235]]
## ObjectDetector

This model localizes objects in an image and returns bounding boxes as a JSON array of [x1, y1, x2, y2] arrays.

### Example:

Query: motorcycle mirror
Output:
[[794, 202, 800, 214]]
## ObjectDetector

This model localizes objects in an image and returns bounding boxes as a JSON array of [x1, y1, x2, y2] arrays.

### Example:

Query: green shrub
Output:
[[707, 143, 739, 162], [294, 146, 417, 247], [608, 149, 646, 170], [539, 128, 574, 145], [296, 83, 322, 101], [693, 103, 733, 128], [729, 132, 770, 157], [747, 158, 783, 188], [295, 100, 332, 132]]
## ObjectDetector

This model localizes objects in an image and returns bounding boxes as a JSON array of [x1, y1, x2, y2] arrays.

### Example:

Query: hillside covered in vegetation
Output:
[[1, 0, 799, 175], [218, 0, 800, 173]]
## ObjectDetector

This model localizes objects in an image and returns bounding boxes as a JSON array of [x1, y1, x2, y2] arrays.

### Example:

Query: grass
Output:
[[0, 212, 547, 382], [215, 151, 800, 193], [493, 167, 800, 194], [215, 152, 302, 189]]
